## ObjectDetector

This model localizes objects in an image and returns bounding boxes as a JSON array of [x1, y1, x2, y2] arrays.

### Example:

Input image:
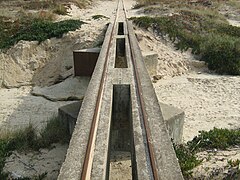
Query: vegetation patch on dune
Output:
[[175, 128, 240, 178], [22, 0, 89, 10], [0, 16, 84, 49], [131, 10, 240, 75], [0, 117, 69, 178]]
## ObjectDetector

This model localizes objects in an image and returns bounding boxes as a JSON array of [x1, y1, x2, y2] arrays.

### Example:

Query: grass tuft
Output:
[[0, 116, 69, 178]]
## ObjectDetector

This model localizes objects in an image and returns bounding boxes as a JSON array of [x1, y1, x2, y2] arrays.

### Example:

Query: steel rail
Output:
[[80, 0, 121, 179], [122, 1, 160, 179]]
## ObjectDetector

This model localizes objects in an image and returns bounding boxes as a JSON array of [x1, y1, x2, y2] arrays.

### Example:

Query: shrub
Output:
[[174, 144, 202, 178], [200, 34, 240, 75], [131, 10, 240, 75], [188, 128, 240, 151], [0, 19, 84, 49], [92, 15, 108, 20], [174, 128, 240, 178]]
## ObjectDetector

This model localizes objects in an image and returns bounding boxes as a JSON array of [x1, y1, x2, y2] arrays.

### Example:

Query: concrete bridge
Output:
[[58, 0, 184, 179]]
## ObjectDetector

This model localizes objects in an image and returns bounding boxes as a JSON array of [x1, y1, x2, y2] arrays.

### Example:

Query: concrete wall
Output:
[[160, 102, 184, 144], [143, 52, 158, 77]]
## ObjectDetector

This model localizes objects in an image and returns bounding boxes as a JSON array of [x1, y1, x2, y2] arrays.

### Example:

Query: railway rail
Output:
[[58, 0, 183, 179]]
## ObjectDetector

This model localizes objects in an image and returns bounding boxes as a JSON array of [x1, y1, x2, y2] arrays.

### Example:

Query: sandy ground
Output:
[[0, 86, 76, 133], [110, 151, 132, 180], [154, 74, 240, 142], [191, 147, 240, 179], [4, 144, 68, 179]]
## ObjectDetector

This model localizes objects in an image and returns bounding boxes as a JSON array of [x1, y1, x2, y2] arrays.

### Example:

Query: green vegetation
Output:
[[131, 9, 240, 75], [188, 128, 240, 151], [174, 128, 240, 178], [0, 116, 69, 178], [22, 0, 89, 10], [174, 144, 202, 178], [0, 16, 84, 49]]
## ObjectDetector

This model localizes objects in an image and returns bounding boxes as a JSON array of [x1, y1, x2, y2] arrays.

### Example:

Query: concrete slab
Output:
[[32, 77, 90, 101], [160, 102, 184, 144], [58, 101, 82, 135], [142, 51, 158, 76]]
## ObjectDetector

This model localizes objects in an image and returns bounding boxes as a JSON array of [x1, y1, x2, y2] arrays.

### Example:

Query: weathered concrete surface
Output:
[[58, 24, 114, 180], [58, 101, 82, 135], [58, 11, 183, 179], [128, 21, 183, 179], [58, 101, 184, 144], [143, 51, 158, 76], [58, 26, 184, 180], [160, 102, 184, 144], [32, 77, 90, 101]]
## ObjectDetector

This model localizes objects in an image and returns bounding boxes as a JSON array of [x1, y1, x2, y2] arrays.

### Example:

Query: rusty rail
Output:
[[122, 1, 160, 179], [80, 0, 121, 179]]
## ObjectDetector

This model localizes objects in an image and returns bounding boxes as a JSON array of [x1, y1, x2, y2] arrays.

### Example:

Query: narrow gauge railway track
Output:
[[58, 0, 183, 179]]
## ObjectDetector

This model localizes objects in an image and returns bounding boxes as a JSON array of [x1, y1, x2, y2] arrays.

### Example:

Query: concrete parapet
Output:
[[127, 21, 183, 179], [142, 51, 158, 76], [58, 101, 184, 145], [58, 101, 82, 136], [58, 24, 114, 180], [160, 102, 184, 144]]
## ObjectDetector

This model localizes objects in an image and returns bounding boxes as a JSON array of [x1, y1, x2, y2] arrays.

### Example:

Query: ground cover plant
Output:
[[0, 116, 69, 179], [0, 15, 84, 49], [174, 128, 240, 178], [131, 6, 240, 75], [21, 0, 89, 10]]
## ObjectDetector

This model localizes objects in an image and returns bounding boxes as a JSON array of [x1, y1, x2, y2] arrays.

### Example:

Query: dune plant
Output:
[[131, 8, 240, 75], [0, 116, 69, 177]]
